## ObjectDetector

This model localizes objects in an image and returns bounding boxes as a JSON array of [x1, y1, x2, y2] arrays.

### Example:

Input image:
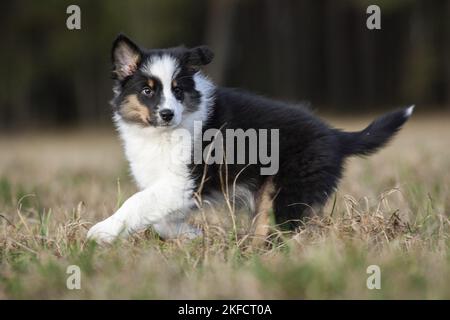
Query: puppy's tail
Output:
[[339, 106, 414, 157]]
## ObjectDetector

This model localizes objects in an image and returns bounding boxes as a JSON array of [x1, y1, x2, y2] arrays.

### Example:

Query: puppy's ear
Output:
[[184, 46, 214, 70], [111, 34, 142, 80]]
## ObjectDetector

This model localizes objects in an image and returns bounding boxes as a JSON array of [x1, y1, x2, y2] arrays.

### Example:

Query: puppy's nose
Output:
[[159, 109, 174, 122]]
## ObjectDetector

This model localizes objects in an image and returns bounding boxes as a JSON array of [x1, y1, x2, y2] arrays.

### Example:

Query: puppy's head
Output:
[[110, 34, 214, 128]]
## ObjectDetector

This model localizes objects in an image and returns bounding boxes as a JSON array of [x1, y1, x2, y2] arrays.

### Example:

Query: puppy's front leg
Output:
[[87, 186, 194, 244]]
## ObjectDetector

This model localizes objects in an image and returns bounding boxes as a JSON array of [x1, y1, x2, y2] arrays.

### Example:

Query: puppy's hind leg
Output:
[[273, 156, 341, 231], [273, 173, 338, 231]]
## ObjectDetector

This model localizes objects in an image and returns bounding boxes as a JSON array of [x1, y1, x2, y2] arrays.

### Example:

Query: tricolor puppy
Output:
[[87, 34, 414, 244]]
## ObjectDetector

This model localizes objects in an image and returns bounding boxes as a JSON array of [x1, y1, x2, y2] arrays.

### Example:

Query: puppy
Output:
[[87, 34, 413, 244]]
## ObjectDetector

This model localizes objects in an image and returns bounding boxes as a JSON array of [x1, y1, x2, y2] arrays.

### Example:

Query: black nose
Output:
[[159, 109, 174, 122]]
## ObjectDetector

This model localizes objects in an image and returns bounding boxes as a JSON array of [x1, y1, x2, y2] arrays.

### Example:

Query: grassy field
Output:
[[0, 114, 449, 299]]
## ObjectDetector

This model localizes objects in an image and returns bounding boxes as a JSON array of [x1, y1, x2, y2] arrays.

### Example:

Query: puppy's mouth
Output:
[[137, 117, 175, 128], [155, 116, 181, 128], [157, 121, 178, 128]]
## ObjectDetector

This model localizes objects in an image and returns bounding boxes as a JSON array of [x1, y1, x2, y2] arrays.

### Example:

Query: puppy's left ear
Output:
[[111, 34, 142, 80], [185, 46, 214, 69]]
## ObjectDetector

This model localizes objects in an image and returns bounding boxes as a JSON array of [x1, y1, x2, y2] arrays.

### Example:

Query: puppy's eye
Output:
[[173, 86, 183, 99], [141, 87, 153, 97]]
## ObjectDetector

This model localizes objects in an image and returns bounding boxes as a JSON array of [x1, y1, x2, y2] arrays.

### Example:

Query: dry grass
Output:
[[0, 114, 449, 299]]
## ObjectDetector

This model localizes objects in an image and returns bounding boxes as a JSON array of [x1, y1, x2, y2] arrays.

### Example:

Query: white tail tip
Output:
[[405, 105, 415, 117]]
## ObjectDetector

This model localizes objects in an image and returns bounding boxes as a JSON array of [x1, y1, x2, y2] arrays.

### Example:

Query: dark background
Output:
[[0, 0, 448, 129]]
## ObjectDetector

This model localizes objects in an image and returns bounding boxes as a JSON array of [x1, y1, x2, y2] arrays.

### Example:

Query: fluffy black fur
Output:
[[193, 88, 412, 230]]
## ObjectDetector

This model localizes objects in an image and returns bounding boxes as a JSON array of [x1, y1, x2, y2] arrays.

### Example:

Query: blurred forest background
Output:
[[0, 0, 448, 129]]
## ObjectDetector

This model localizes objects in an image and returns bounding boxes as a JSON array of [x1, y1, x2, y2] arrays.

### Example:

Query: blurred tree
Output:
[[0, 0, 448, 129]]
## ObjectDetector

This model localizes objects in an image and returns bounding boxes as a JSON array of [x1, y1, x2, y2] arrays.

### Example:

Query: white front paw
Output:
[[87, 217, 127, 244]]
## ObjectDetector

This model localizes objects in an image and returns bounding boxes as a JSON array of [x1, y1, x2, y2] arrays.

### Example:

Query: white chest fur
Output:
[[116, 118, 195, 192]]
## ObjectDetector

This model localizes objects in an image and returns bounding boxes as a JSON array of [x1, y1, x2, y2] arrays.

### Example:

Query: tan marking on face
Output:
[[148, 79, 155, 89], [172, 80, 177, 88], [119, 94, 150, 125], [252, 178, 276, 247]]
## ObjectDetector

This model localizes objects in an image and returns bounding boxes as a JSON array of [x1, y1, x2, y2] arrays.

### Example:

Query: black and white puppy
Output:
[[87, 34, 413, 243]]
